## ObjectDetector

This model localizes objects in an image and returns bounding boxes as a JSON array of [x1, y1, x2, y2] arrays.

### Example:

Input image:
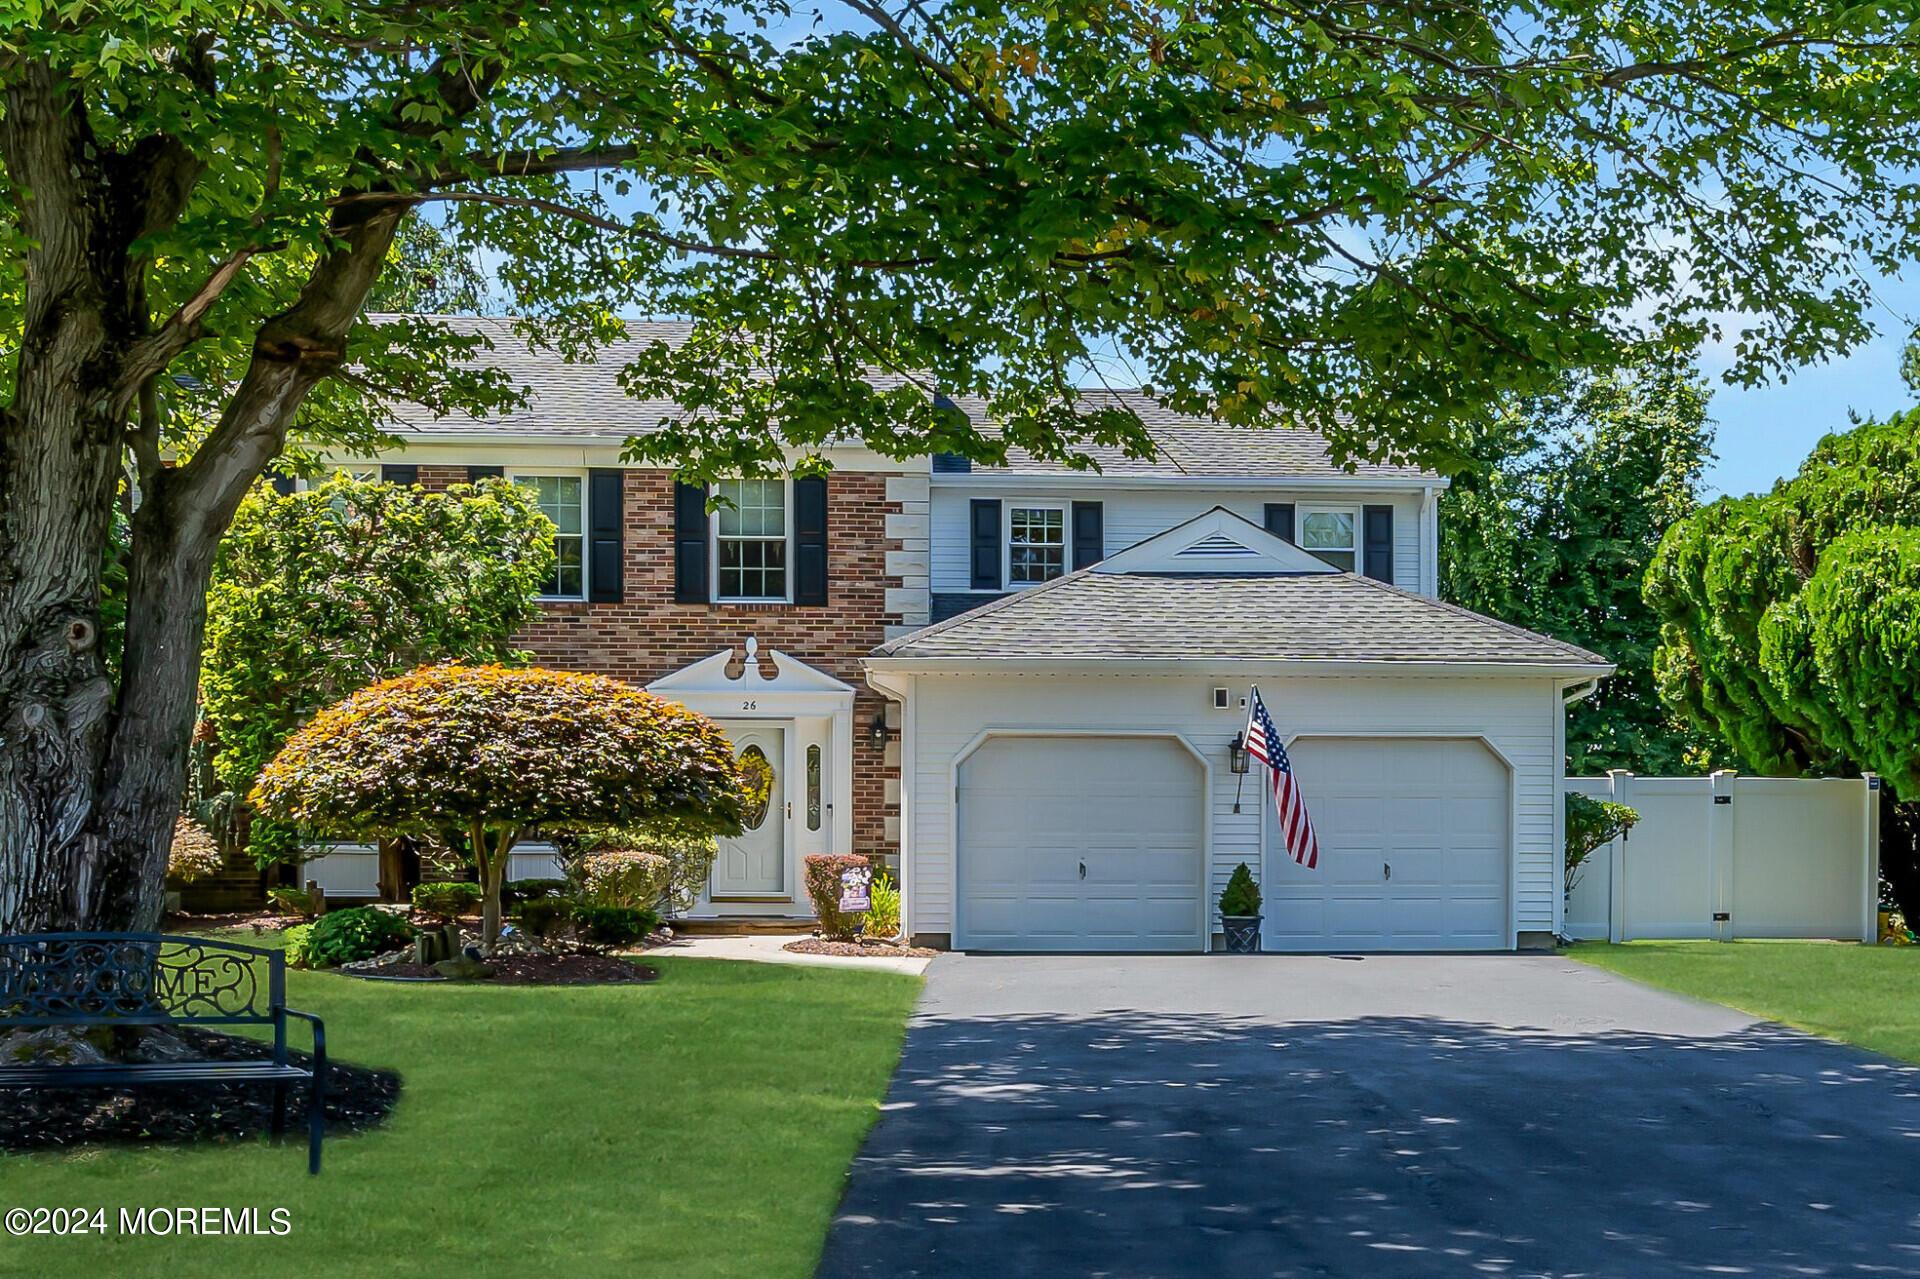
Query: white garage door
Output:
[[957, 736, 1206, 952], [1265, 738, 1510, 951]]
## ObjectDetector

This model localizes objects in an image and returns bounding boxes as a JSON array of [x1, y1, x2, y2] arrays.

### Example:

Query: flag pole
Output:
[[1233, 685, 1257, 813]]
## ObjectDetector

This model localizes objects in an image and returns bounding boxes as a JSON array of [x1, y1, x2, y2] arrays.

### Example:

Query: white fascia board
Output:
[[928, 472, 1448, 492], [862, 656, 1615, 679]]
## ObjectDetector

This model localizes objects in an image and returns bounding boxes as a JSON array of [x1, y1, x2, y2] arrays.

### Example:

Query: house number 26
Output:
[[741, 700, 758, 711]]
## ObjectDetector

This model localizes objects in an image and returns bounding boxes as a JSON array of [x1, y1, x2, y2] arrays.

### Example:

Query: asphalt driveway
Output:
[[817, 953, 1920, 1278]]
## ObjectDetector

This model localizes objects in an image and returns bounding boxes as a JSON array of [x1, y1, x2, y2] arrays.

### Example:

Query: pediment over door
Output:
[[647, 637, 856, 713]]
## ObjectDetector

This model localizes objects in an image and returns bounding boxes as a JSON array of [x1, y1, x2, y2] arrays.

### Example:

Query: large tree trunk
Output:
[[0, 68, 403, 933], [0, 61, 141, 932]]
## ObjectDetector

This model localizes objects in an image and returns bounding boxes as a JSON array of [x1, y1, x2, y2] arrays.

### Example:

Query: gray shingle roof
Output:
[[947, 389, 1434, 481], [870, 569, 1610, 668], [366, 318, 1434, 482], [368, 315, 911, 438]]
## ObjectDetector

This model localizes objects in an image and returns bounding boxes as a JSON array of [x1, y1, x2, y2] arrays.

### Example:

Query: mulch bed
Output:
[[343, 953, 659, 985], [0, 1027, 399, 1155], [783, 938, 940, 959]]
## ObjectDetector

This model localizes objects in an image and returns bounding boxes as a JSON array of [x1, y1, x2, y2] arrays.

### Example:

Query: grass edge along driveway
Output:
[[0, 950, 920, 1279], [1571, 939, 1920, 1063]]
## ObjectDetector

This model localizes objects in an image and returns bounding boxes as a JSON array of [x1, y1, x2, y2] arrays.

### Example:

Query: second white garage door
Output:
[[1265, 737, 1511, 951], [956, 736, 1206, 952]]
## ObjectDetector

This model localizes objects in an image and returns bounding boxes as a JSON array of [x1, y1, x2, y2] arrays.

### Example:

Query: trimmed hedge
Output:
[[574, 905, 658, 952], [295, 906, 414, 968], [412, 880, 482, 919], [802, 853, 870, 941], [504, 877, 568, 907], [575, 849, 670, 910]]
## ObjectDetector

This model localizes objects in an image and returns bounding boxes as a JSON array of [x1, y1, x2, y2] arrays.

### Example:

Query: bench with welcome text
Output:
[[0, 933, 327, 1173]]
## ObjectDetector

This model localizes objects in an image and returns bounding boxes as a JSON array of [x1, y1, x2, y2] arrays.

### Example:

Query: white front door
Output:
[[711, 724, 787, 898], [1264, 737, 1510, 951], [956, 735, 1206, 952]]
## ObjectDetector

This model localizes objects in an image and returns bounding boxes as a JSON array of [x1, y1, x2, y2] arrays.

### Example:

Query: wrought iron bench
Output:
[[0, 933, 327, 1173]]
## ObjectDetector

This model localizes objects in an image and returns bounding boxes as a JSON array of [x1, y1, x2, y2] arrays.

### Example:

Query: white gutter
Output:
[[863, 656, 1615, 679], [1561, 678, 1602, 706]]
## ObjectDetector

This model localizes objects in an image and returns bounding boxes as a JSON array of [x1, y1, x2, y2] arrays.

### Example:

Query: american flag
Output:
[[1245, 687, 1318, 869]]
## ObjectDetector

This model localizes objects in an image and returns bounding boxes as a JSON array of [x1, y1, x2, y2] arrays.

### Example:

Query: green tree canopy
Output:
[[253, 663, 746, 946], [200, 474, 555, 859], [8, 1, 1920, 931], [1647, 407, 1920, 915], [1441, 366, 1715, 773]]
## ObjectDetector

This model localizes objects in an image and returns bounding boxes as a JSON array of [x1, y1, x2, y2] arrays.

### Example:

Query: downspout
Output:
[[1420, 485, 1439, 596], [863, 665, 916, 943]]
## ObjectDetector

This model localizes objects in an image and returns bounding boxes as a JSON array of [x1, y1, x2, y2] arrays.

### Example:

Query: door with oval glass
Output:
[[711, 724, 787, 898]]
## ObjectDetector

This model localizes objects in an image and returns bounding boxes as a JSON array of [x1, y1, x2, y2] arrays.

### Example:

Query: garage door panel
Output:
[[958, 737, 1205, 952], [1271, 738, 1510, 952]]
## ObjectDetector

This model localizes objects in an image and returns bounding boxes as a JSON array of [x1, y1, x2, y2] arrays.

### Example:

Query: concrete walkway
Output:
[[648, 931, 933, 976], [818, 952, 1920, 1278]]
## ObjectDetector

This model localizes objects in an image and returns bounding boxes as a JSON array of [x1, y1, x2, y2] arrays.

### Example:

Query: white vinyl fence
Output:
[[302, 843, 566, 901], [1563, 771, 1879, 942]]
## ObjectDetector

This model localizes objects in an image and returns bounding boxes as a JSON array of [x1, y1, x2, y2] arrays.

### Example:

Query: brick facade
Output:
[[420, 465, 906, 862]]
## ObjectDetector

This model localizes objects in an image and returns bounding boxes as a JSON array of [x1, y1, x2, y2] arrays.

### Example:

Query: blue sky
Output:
[[1696, 272, 1917, 499]]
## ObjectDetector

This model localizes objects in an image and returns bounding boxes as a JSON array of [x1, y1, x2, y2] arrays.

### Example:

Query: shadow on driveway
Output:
[[818, 1011, 1920, 1278]]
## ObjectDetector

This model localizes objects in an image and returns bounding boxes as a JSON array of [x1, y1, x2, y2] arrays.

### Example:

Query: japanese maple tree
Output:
[[251, 664, 745, 947]]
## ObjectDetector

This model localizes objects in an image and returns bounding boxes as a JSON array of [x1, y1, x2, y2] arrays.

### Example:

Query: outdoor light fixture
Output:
[[1228, 733, 1251, 775], [869, 710, 891, 750]]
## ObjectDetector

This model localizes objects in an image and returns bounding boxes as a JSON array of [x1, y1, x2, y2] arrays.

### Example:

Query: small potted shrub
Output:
[[1218, 863, 1263, 954]]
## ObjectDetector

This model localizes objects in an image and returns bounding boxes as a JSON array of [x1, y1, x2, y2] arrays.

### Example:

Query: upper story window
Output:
[[513, 473, 586, 599], [715, 478, 789, 602], [1299, 507, 1358, 572], [1007, 505, 1066, 584]]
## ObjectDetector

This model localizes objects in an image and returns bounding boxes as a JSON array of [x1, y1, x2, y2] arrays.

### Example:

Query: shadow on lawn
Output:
[[818, 1010, 1920, 1279]]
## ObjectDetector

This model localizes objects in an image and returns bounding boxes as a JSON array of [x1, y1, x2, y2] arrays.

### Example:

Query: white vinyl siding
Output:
[[902, 673, 1561, 946], [930, 488, 1429, 596]]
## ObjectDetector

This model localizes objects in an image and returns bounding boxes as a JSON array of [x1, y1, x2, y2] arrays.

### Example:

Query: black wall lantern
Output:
[[869, 710, 891, 750], [1228, 732, 1251, 774]]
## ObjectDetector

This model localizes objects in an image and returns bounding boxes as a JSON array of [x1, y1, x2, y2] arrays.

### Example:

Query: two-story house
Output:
[[306, 317, 1610, 952]]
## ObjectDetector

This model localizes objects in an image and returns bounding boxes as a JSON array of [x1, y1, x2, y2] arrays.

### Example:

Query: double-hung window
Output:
[[513, 474, 586, 599], [1007, 505, 1066, 584], [1298, 507, 1359, 572], [715, 478, 789, 601]]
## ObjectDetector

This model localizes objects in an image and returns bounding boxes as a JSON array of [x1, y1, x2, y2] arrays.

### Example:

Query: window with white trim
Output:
[[715, 478, 789, 601], [1298, 506, 1359, 572], [1007, 505, 1066, 584], [513, 474, 586, 598]]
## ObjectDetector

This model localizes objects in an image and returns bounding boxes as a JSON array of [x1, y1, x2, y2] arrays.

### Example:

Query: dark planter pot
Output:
[[1220, 915, 1263, 954]]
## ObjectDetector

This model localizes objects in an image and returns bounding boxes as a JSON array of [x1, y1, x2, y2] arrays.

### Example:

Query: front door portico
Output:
[[647, 639, 857, 918]]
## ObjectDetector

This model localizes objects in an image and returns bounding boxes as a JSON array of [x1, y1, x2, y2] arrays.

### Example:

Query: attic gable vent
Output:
[[1175, 533, 1260, 558]]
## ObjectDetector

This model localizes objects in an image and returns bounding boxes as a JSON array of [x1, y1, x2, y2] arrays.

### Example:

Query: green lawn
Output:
[[1570, 939, 1920, 1062], [0, 947, 920, 1279]]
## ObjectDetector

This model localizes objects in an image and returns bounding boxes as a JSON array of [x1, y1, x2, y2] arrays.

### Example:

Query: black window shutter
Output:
[[466, 465, 503, 482], [674, 481, 710, 604], [587, 469, 625, 603], [793, 476, 829, 606], [267, 466, 296, 496], [1363, 504, 1394, 583], [1264, 502, 1295, 544], [970, 499, 1002, 590], [381, 464, 418, 487], [1071, 500, 1104, 570]]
